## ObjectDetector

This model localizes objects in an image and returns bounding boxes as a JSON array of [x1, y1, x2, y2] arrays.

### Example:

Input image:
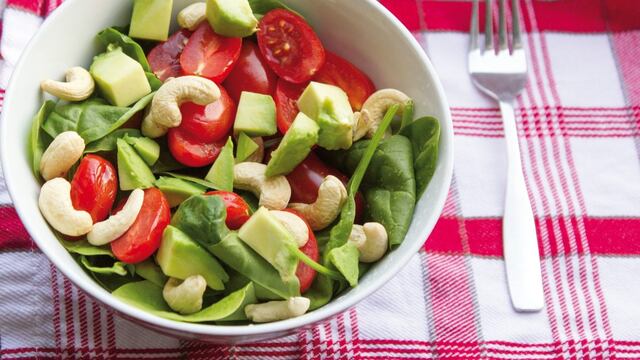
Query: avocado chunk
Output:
[[155, 177, 206, 208], [233, 92, 277, 137], [129, 0, 174, 41], [90, 48, 152, 107], [125, 135, 160, 166], [235, 132, 259, 163], [157, 226, 229, 290], [237, 207, 299, 282], [116, 138, 155, 191], [135, 259, 167, 287], [205, 137, 234, 191], [206, 0, 258, 38], [297, 82, 354, 150], [266, 113, 319, 176]]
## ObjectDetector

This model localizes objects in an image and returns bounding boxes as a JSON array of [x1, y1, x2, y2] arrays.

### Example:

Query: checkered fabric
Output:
[[1, 0, 640, 359]]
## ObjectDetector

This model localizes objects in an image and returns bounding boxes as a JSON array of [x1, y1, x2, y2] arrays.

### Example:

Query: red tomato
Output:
[[257, 9, 326, 84], [179, 86, 236, 143], [205, 191, 251, 230], [180, 22, 242, 83], [282, 209, 318, 293], [148, 29, 191, 82], [313, 52, 376, 111], [274, 79, 307, 134], [70, 155, 118, 223], [223, 40, 278, 103], [111, 188, 171, 264], [168, 127, 226, 167]]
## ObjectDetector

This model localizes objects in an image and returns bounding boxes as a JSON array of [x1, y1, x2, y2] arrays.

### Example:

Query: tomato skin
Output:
[[168, 127, 226, 167], [313, 52, 376, 111], [257, 9, 326, 84], [179, 86, 236, 143], [223, 40, 278, 103], [70, 155, 118, 223], [205, 191, 252, 230], [281, 209, 318, 293], [111, 188, 171, 264], [180, 22, 242, 83], [148, 29, 191, 82], [274, 79, 307, 134]]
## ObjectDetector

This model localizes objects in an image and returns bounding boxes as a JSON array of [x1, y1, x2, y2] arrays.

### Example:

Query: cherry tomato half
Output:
[[206, 191, 251, 230], [168, 127, 226, 168], [257, 9, 326, 84], [148, 29, 191, 82], [223, 40, 278, 104], [111, 188, 171, 264], [274, 78, 307, 134], [282, 209, 319, 293], [179, 86, 236, 143], [70, 155, 118, 223], [180, 22, 242, 83], [313, 51, 376, 111]]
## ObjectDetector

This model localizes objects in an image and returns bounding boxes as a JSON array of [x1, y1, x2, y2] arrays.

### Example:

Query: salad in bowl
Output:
[[28, 0, 441, 325]]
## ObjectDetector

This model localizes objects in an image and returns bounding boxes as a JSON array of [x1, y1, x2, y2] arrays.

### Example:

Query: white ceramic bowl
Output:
[[1, 0, 453, 343]]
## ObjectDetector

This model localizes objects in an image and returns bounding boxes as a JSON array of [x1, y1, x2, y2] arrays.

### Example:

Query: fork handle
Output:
[[499, 100, 544, 312]]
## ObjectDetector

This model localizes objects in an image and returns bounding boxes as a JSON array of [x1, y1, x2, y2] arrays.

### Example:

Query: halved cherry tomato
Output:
[[206, 191, 251, 230], [274, 79, 307, 134], [70, 155, 118, 223], [179, 86, 236, 143], [148, 29, 191, 82], [168, 127, 226, 167], [111, 188, 171, 264], [180, 22, 242, 83], [257, 9, 326, 84], [313, 51, 376, 111], [282, 209, 318, 293], [223, 40, 278, 103]]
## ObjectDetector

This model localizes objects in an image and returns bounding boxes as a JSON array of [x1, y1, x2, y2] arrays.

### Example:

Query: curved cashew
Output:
[[163, 276, 207, 315], [234, 162, 291, 210], [87, 189, 144, 246], [40, 67, 95, 102], [40, 131, 85, 181], [245, 137, 265, 163], [289, 175, 347, 231], [348, 222, 388, 263], [142, 76, 221, 138], [38, 178, 93, 237], [270, 210, 309, 247], [245, 297, 310, 323], [355, 89, 411, 140], [178, 2, 207, 31]]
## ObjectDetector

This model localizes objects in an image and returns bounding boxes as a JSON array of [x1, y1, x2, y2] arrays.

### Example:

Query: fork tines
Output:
[[470, 0, 522, 54]]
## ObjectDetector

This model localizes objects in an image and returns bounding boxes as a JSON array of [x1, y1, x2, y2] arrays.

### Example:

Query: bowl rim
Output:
[[1, 0, 454, 338]]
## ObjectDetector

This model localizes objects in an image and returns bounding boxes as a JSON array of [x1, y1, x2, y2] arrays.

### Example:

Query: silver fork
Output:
[[468, 0, 544, 312]]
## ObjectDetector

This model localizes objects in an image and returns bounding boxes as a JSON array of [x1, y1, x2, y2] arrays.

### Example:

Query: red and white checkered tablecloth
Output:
[[1, 0, 640, 359]]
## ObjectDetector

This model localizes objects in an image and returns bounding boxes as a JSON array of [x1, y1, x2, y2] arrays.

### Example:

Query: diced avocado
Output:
[[155, 177, 206, 208], [237, 207, 299, 282], [135, 259, 167, 287], [125, 135, 160, 166], [235, 132, 259, 163], [116, 138, 155, 191], [157, 226, 229, 290], [90, 48, 151, 107], [297, 82, 354, 150], [233, 92, 277, 137], [206, 0, 258, 38], [129, 0, 174, 41], [205, 137, 234, 191], [266, 113, 319, 177]]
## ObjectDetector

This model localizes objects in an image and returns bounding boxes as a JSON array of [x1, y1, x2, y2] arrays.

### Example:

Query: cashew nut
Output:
[[348, 222, 388, 263], [163, 276, 207, 315], [40, 67, 95, 102], [38, 178, 93, 237], [289, 175, 347, 231], [142, 76, 221, 138], [270, 210, 309, 247], [245, 137, 265, 163], [245, 297, 310, 323], [234, 162, 291, 210], [87, 189, 144, 246], [178, 2, 207, 31], [39, 131, 85, 181], [355, 89, 411, 140]]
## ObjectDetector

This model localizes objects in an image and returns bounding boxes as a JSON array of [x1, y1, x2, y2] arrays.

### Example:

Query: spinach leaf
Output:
[[80, 256, 128, 276], [305, 274, 333, 311], [248, 0, 294, 15], [327, 242, 360, 287], [146, 72, 163, 91], [29, 101, 56, 179], [97, 28, 151, 72], [399, 99, 415, 130], [135, 260, 167, 287], [113, 281, 256, 322], [223, 270, 283, 300], [171, 195, 230, 247], [161, 172, 218, 190], [85, 129, 141, 153], [237, 190, 259, 213], [59, 238, 114, 257], [399, 116, 441, 197], [152, 139, 186, 173]]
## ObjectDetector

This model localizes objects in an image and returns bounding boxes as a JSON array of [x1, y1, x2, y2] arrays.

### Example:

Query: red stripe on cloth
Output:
[[605, 0, 640, 31], [530, 0, 606, 32], [379, 0, 422, 31], [0, 206, 35, 250], [586, 218, 640, 255]]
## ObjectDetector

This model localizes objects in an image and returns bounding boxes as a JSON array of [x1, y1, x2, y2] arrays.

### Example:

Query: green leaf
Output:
[[247, 0, 295, 15], [59, 238, 114, 257], [113, 281, 257, 322], [84, 129, 141, 153], [399, 116, 441, 197], [205, 137, 234, 191], [327, 242, 360, 287], [399, 99, 415, 131], [146, 72, 163, 91], [304, 274, 333, 311], [80, 256, 128, 276], [152, 139, 186, 173], [236, 190, 259, 214], [171, 195, 230, 247], [29, 101, 56, 179], [161, 172, 218, 189], [135, 260, 168, 287], [97, 28, 151, 72]]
